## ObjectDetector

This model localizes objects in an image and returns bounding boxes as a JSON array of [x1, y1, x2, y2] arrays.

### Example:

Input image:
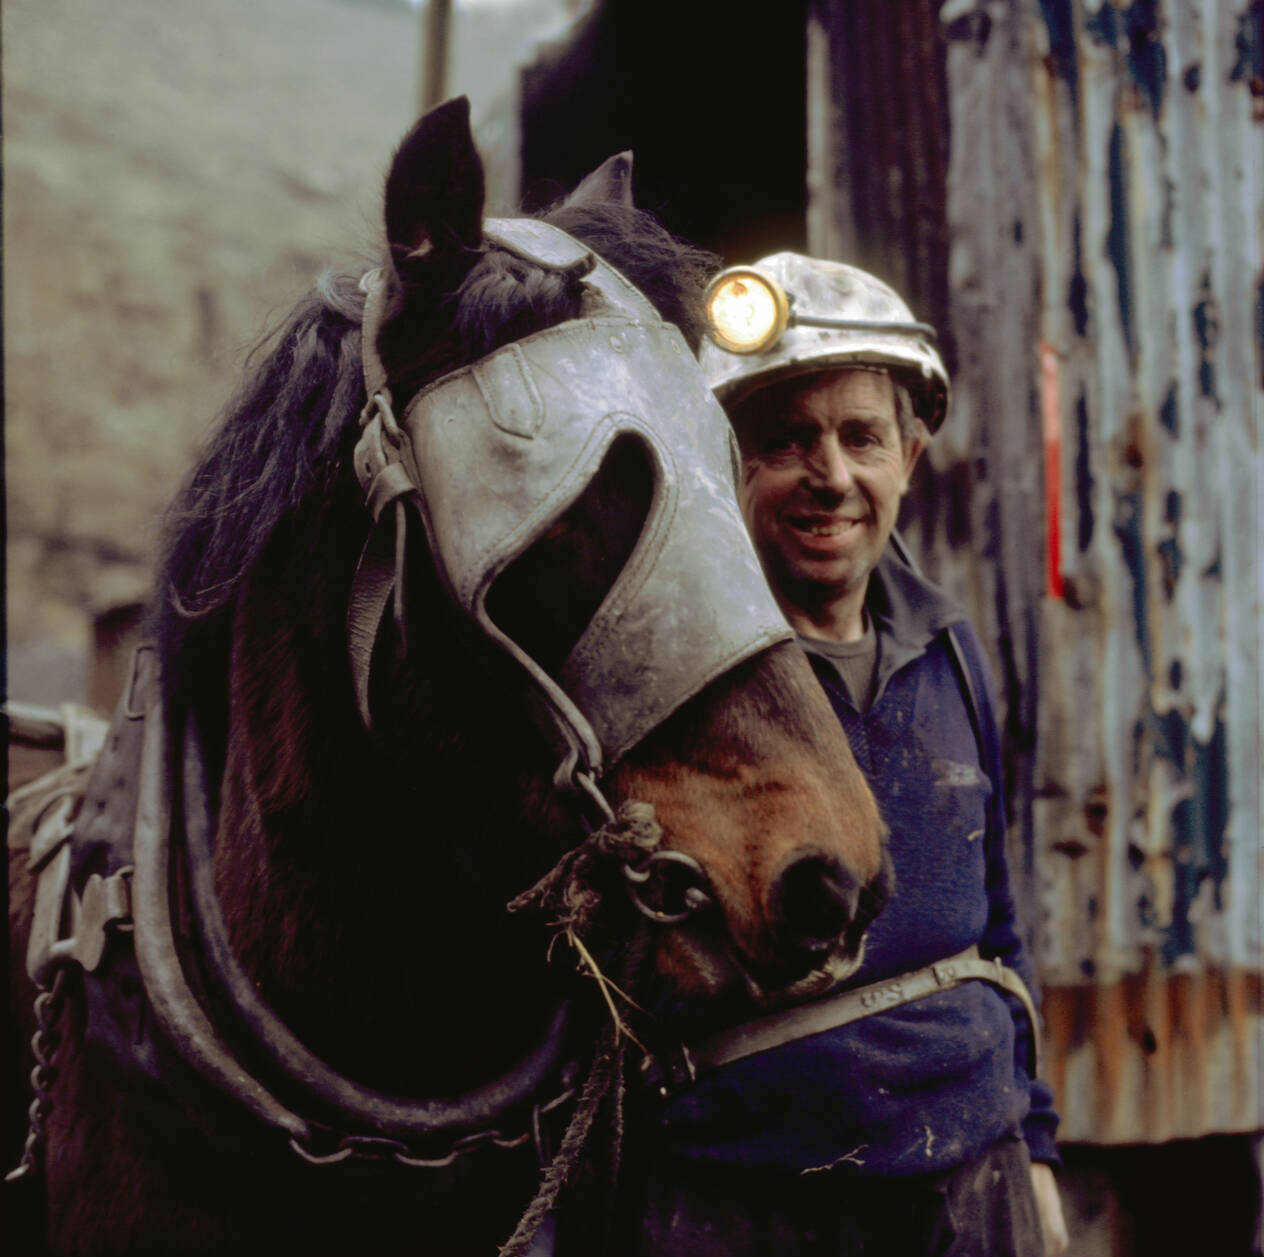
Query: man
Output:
[[630, 255, 1068, 1256]]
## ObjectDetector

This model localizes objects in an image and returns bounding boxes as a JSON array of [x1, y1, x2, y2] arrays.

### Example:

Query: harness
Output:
[[7, 658, 704, 1257], [12, 649, 587, 1168], [642, 944, 1041, 1097]]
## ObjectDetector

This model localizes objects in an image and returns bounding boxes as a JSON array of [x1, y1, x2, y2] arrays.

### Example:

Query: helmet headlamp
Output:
[[703, 265, 938, 356], [703, 268, 790, 355]]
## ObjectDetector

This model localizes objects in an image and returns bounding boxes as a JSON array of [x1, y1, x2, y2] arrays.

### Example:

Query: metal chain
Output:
[[6, 967, 70, 1184], [286, 1085, 577, 1171]]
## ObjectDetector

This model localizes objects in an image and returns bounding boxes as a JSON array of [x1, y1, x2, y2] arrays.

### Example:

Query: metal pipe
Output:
[[419, 0, 453, 113]]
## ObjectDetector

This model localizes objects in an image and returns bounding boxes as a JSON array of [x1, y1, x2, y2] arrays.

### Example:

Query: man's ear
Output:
[[383, 96, 485, 271], [899, 436, 926, 492]]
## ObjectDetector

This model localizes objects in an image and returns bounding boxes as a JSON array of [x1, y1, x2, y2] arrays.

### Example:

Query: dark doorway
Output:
[[521, 0, 809, 263]]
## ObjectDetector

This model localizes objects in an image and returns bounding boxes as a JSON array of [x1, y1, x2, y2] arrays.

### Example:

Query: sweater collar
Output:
[[871, 540, 965, 641], [798, 538, 967, 708]]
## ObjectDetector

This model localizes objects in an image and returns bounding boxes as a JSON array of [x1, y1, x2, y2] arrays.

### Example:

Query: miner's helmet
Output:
[[698, 252, 950, 433]]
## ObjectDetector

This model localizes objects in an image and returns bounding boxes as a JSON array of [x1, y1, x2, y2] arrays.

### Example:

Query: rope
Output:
[[507, 800, 662, 937], [500, 813, 663, 1256], [497, 1030, 622, 1257], [508, 800, 661, 1047]]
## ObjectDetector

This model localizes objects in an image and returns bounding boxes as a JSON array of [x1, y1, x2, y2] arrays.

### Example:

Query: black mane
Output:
[[154, 203, 716, 720]]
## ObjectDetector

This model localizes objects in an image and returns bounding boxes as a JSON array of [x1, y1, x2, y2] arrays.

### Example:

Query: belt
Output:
[[644, 945, 1041, 1094]]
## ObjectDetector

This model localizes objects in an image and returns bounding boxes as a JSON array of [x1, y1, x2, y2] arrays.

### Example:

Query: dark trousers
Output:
[[618, 1134, 1045, 1257]]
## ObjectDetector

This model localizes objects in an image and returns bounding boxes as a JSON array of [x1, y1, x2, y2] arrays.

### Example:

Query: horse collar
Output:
[[22, 650, 578, 1172]]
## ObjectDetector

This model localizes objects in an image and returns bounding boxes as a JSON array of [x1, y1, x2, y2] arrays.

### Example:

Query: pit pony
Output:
[[8, 98, 889, 1255]]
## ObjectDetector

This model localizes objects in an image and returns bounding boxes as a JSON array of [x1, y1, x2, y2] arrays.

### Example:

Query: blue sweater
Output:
[[647, 550, 1060, 1178]]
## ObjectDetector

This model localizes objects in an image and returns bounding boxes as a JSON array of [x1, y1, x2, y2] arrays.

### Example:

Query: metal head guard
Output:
[[352, 219, 792, 786], [698, 253, 950, 432]]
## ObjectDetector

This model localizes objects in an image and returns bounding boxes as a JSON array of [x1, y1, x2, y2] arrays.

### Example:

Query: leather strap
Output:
[[174, 712, 575, 1143], [130, 693, 313, 1142], [359, 267, 389, 401], [347, 503, 406, 729], [124, 681, 577, 1148], [347, 389, 418, 729], [678, 945, 1041, 1082]]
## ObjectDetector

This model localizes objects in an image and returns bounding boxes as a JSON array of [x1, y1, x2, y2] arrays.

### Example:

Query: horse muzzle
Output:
[[754, 848, 893, 996], [646, 845, 893, 1021]]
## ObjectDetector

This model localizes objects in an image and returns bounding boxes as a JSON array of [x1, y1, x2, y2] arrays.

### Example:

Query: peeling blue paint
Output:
[[943, 6, 993, 52], [1086, 2, 1119, 46], [939, 0, 1260, 1037], [1192, 270, 1221, 405], [1069, 215, 1090, 336], [1136, 888, 1154, 931], [1160, 167, 1175, 248], [1200, 714, 1229, 903], [1084, 2, 1168, 113], [1230, 0, 1264, 89], [1150, 705, 1187, 774], [1197, 361, 1217, 403], [1122, 0, 1167, 116], [1159, 381, 1179, 436], [1074, 391, 1095, 551], [1158, 707, 1229, 963], [1192, 271, 1219, 347], [1203, 544, 1222, 581], [1112, 488, 1151, 677], [1038, 0, 1079, 103], [1106, 123, 1136, 359], [1156, 490, 1182, 601]]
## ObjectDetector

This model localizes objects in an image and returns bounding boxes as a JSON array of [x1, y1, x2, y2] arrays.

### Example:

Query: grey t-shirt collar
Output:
[[796, 542, 967, 710]]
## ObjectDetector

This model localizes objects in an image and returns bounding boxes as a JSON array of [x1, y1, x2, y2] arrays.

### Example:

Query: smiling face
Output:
[[732, 368, 923, 641]]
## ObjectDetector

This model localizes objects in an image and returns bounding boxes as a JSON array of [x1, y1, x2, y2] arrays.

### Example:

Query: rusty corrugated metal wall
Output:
[[932, 0, 1262, 1143], [813, 0, 1264, 1145]]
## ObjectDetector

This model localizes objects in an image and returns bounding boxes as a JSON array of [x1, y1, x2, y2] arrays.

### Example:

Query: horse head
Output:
[[352, 98, 891, 1028]]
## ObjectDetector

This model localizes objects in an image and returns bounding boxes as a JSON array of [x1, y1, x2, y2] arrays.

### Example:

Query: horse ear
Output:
[[384, 96, 485, 267], [563, 151, 635, 209]]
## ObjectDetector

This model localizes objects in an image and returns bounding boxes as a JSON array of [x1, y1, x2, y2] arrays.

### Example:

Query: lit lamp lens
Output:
[[704, 269, 789, 355]]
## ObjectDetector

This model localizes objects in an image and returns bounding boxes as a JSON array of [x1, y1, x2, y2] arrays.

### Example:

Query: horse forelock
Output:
[[540, 202, 719, 351], [377, 201, 719, 405]]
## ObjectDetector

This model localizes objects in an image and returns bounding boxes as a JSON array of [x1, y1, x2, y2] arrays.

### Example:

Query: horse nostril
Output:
[[772, 855, 860, 952]]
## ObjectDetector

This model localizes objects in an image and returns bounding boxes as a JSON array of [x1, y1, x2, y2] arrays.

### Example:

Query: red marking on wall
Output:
[[1040, 342, 1064, 599]]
